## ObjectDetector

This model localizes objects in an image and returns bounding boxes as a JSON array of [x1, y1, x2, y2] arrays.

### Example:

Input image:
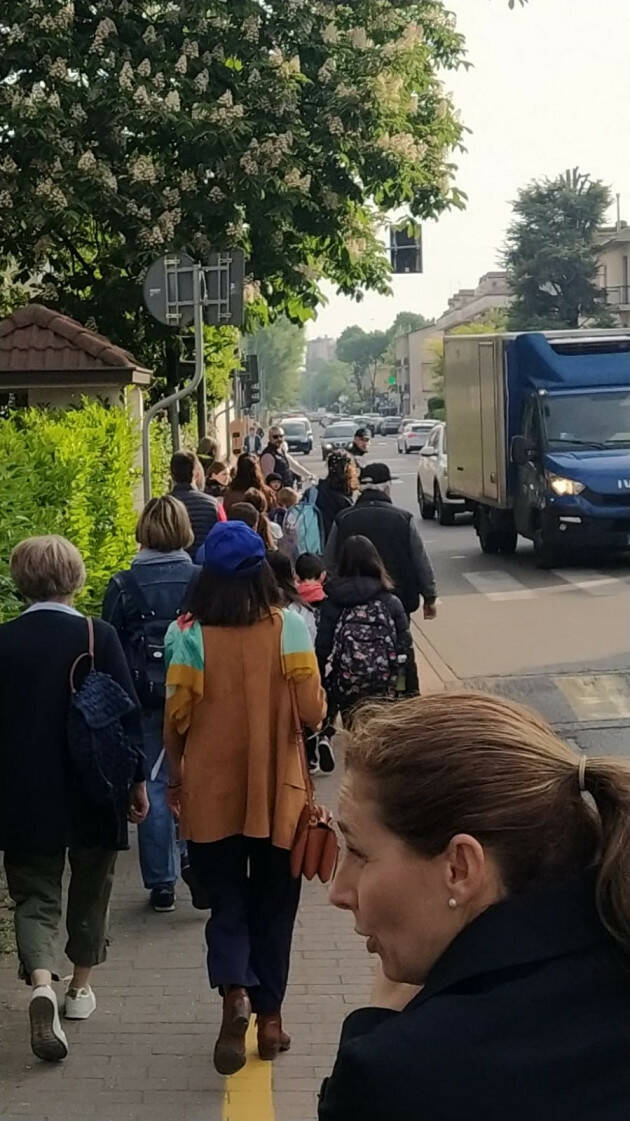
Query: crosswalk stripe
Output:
[[462, 571, 537, 600], [550, 569, 622, 595]]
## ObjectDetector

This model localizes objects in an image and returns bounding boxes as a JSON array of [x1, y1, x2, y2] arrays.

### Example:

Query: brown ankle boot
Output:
[[257, 1013, 291, 1061], [213, 987, 251, 1076]]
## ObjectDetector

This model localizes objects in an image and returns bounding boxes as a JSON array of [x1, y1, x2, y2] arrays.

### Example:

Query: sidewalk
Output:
[[0, 636, 440, 1121]]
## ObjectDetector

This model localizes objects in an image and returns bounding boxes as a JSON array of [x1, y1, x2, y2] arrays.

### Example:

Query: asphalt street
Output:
[[303, 431, 630, 756]]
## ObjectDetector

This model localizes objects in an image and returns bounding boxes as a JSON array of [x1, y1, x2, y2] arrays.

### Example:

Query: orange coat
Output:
[[170, 610, 326, 849]]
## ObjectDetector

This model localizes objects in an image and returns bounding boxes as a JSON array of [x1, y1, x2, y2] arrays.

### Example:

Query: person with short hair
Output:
[[321, 691, 630, 1121], [227, 502, 259, 530], [324, 463, 437, 619], [205, 460, 230, 500], [295, 553, 326, 610], [243, 423, 263, 456], [265, 472, 283, 494], [164, 522, 325, 1075], [170, 450, 222, 556], [0, 536, 147, 1063], [350, 426, 371, 463], [270, 486, 300, 531], [103, 497, 200, 914], [260, 426, 311, 486]]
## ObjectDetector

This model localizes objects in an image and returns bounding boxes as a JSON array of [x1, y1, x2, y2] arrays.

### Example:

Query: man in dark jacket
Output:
[[349, 426, 370, 466], [324, 463, 437, 618], [170, 450, 220, 558], [259, 425, 311, 487]]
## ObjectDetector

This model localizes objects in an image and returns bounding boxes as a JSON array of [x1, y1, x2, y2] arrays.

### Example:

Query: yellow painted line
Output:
[[554, 674, 630, 721], [222, 1021, 275, 1121]]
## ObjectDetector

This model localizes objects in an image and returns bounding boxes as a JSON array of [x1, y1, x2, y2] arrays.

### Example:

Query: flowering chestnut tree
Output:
[[0, 0, 467, 368]]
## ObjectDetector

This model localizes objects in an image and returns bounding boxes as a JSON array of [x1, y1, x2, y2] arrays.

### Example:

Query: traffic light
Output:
[[389, 223, 423, 274], [242, 354, 260, 410]]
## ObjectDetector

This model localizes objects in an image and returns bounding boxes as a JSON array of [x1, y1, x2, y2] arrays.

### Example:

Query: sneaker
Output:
[[64, 984, 96, 1021], [180, 863, 211, 910], [317, 735, 336, 774], [150, 886, 176, 912], [29, 985, 68, 1062]]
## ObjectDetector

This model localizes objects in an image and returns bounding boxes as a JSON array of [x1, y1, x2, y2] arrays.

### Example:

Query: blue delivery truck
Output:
[[443, 330, 630, 565]]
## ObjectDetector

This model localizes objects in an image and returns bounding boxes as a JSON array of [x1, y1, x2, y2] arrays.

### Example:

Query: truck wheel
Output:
[[533, 530, 556, 569], [498, 529, 518, 555], [436, 486, 455, 526], [419, 485, 435, 520]]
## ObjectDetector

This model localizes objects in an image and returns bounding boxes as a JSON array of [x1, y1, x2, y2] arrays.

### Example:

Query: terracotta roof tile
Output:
[[0, 304, 152, 376]]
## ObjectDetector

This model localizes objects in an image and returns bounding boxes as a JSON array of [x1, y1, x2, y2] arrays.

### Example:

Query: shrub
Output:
[[0, 401, 138, 621]]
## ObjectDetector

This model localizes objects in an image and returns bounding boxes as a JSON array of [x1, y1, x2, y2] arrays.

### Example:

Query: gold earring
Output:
[[448, 897, 458, 909]]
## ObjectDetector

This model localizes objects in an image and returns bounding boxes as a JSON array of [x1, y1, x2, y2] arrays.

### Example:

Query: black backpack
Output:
[[67, 617, 140, 808], [116, 570, 182, 709]]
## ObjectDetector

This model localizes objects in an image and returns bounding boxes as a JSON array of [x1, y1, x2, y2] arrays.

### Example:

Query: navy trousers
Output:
[[188, 836, 301, 1015]]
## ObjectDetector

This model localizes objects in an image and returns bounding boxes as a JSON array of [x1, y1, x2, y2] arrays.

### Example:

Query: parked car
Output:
[[379, 415, 403, 435], [397, 420, 436, 454], [279, 417, 313, 454], [417, 422, 471, 525], [352, 415, 377, 435], [320, 420, 357, 460]]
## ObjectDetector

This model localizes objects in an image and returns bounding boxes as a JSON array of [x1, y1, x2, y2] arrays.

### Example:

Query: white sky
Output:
[[309, 0, 630, 339]]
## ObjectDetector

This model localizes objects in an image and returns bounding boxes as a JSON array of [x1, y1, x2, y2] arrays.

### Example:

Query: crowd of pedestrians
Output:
[[3, 418, 630, 1120]]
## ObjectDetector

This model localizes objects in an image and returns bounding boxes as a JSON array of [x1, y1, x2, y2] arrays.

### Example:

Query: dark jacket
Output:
[[102, 550, 200, 705], [171, 483, 219, 556], [325, 489, 436, 615], [259, 443, 294, 487], [205, 479, 226, 499], [319, 874, 630, 1121], [315, 479, 353, 543], [0, 608, 143, 854], [315, 576, 416, 692]]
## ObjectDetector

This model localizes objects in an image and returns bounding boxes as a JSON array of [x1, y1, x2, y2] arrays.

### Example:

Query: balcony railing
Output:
[[605, 286, 630, 308]]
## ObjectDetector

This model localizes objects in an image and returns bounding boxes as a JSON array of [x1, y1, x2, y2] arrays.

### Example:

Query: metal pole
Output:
[[196, 371, 208, 444], [142, 263, 205, 503]]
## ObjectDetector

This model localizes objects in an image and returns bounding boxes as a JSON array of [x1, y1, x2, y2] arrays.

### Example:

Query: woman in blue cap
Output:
[[163, 522, 326, 1076]]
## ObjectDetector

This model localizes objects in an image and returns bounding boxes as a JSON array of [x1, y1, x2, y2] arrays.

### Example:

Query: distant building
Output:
[[306, 336, 336, 374], [395, 271, 511, 416], [596, 222, 630, 327]]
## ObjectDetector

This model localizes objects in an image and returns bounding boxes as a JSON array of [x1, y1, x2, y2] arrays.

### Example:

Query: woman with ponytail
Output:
[[320, 691, 630, 1121]]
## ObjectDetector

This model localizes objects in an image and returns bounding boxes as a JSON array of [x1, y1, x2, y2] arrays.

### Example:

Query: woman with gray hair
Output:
[[0, 535, 147, 1064]]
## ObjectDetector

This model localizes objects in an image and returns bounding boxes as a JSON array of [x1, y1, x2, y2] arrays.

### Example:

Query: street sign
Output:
[[143, 252, 195, 326], [204, 250, 245, 327], [389, 223, 423, 274]]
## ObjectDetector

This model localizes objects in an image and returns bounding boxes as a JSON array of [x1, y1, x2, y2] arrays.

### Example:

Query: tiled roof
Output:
[[0, 304, 151, 375]]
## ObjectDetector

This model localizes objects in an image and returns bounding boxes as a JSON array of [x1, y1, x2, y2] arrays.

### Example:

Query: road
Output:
[[303, 432, 630, 756]]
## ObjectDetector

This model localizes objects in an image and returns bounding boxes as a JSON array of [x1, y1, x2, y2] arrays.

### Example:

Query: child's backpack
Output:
[[282, 487, 324, 559], [325, 598, 399, 706], [114, 570, 183, 709]]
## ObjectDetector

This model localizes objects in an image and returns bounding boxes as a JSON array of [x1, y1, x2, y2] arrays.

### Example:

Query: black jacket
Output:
[[315, 577, 416, 691], [325, 490, 436, 615], [171, 483, 219, 556], [319, 874, 630, 1121], [0, 609, 143, 854], [259, 443, 294, 487], [314, 480, 353, 544]]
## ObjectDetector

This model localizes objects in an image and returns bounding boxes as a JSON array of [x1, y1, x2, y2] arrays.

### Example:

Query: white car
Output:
[[417, 422, 470, 525], [397, 420, 436, 454]]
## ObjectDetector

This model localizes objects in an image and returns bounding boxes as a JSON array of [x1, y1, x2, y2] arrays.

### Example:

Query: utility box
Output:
[[229, 418, 247, 456]]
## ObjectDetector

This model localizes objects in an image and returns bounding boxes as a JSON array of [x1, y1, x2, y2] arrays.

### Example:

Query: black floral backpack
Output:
[[67, 617, 140, 808]]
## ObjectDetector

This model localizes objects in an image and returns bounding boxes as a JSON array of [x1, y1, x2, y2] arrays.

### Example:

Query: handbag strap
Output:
[[69, 615, 96, 695], [288, 679, 316, 814]]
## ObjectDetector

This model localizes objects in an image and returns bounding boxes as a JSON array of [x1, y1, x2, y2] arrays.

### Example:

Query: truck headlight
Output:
[[547, 473, 585, 496]]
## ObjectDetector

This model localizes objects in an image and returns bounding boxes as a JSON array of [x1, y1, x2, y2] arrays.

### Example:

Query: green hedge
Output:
[[0, 401, 139, 622]]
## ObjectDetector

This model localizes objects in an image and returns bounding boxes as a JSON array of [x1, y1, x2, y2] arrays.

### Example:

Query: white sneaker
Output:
[[29, 985, 68, 1062], [64, 984, 96, 1020]]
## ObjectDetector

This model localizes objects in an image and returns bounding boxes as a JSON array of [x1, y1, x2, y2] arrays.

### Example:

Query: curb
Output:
[[412, 618, 459, 695]]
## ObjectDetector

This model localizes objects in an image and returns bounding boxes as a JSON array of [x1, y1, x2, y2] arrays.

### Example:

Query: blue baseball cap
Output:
[[202, 521, 265, 576]]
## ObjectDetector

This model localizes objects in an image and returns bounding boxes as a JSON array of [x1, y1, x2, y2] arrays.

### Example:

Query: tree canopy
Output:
[[248, 317, 305, 412], [505, 169, 613, 330], [0, 0, 467, 364]]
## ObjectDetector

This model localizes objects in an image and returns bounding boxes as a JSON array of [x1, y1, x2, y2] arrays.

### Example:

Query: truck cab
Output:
[[444, 330, 630, 565]]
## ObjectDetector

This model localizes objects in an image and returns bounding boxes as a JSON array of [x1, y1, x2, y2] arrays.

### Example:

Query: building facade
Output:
[[306, 335, 336, 374], [597, 223, 630, 327]]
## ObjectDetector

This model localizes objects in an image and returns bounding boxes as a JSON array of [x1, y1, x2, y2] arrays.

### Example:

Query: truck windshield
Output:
[[541, 392, 630, 450]]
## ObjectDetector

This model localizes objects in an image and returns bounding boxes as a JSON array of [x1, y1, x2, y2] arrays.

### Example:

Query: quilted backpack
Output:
[[281, 486, 324, 560], [67, 617, 140, 808], [325, 597, 399, 706]]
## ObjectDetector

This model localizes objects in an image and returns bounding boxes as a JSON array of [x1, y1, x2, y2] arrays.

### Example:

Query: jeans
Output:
[[137, 709, 184, 890], [4, 847, 117, 981], [189, 836, 301, 1015]]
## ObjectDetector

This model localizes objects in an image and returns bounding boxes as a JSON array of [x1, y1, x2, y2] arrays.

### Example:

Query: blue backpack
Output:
[[282, 486, 324, 559]]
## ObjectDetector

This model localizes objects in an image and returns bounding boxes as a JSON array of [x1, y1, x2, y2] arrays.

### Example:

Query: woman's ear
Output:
[[443, 834, 488, 906]]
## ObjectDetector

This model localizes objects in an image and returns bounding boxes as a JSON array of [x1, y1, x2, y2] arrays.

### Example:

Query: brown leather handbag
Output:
[[288, 684, 339, 884]]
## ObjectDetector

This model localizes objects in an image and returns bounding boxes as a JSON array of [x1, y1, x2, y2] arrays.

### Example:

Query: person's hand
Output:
[[166, 782, 182, 818], [423, 601, 437, 620], [128, 782, 149, 824], [371, 961, 422, 1011]]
